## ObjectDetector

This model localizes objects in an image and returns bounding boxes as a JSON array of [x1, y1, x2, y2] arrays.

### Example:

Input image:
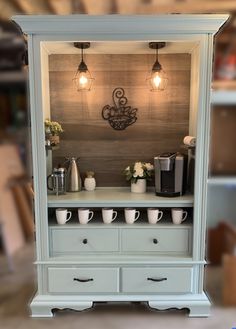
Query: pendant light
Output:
[[73, 42, 94, 92], [147, 42, 168, 92]]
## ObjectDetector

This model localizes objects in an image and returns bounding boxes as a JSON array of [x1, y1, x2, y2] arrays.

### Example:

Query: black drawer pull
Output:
[[82, 239, 88, 244], [73, 278, 94, 283], [153, 238, 158, 244], [147, 277, 167, 282]]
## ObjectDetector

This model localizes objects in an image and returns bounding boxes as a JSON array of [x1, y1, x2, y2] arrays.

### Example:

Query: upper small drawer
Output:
[[50, 227, 119, 255], [121, 227, 191, 254]]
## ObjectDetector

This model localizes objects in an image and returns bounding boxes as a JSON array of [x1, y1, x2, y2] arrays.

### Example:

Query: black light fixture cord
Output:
[[81, 45, 84, 62], [78, 43, 88, 72]]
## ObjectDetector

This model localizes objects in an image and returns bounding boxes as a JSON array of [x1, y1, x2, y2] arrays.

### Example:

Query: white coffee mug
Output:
[[56, 208, 72, 225], [102, 208, 118, 224], [147, 208, 163, 224], [124, 208, 140, 224], [171, 208, 188, 225], [78, 208, 94, 224]]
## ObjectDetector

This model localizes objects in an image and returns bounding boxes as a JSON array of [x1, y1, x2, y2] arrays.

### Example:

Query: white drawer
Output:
[[122, 267, 193, 293], [50, 228, 119, 255], [48, 267, 119, 293], [121, 227, 191, 254]]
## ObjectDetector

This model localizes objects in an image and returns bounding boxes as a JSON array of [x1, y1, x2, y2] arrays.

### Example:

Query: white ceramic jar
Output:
[[84, 177, 96, 191]]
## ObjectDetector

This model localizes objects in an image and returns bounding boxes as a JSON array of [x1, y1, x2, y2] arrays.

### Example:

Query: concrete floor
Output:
[[0, 244, 235, 329]]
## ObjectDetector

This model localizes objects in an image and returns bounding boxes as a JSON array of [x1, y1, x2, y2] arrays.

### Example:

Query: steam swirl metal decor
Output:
[[102, 88, 138, 130]]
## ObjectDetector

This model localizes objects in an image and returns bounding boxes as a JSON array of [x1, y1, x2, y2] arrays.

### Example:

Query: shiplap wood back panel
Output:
[[49, 54, 190, 186]]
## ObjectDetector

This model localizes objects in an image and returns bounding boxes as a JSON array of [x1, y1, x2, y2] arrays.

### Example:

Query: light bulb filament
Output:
[[79, 74, 88, 86], [153, 74, 161, 88]]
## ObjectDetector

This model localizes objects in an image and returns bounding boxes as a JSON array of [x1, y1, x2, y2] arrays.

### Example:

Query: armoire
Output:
[[13, 14, 228, 317]]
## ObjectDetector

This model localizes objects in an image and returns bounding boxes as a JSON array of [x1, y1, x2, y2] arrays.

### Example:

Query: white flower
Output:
[[126, 166, 130, 171], [133, 172, 138, 177], [145, 163, 154, 171], [135, 168, 144, 177], [134, 162, 142, 171]]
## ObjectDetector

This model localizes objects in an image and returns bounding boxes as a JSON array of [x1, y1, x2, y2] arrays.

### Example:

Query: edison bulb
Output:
[[147, 69, 168, 92], [73, 70, 94, 92], [152, 73, 162, 88], [79, 73, 88, 87]]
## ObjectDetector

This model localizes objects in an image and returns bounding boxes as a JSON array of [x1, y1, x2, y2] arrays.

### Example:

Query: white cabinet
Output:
[[13, 14, 228, 317]]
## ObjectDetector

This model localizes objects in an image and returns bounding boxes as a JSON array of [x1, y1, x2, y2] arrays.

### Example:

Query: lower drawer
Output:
[[48, 267, 119, 293], [122, 267, 193, 294]]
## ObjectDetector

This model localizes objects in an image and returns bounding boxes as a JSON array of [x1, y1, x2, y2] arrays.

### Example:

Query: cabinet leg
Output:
[[30, 305, 54, 318], [188, 304, 210, 318], [148, 300, 210, 318], [30, 300, 93, 317]]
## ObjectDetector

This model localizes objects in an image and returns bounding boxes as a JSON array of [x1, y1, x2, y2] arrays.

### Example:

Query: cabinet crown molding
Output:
[[12, 14, 229, 35]]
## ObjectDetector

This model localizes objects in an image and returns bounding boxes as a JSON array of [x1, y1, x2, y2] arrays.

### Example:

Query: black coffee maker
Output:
[[154, 152, 185, 197]]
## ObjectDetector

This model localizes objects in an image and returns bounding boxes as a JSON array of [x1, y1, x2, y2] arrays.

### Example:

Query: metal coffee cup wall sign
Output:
[[102, 87, 138, 130]]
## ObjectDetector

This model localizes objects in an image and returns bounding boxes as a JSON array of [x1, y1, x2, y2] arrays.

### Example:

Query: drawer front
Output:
[[50, 228, 119, 254], [122, 267, 193, 293], [121, 228, 191, 254], [48, 267, 119, 293]]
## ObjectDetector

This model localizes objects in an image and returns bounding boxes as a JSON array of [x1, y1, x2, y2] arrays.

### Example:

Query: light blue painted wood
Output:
[[50, 226, 192, 256], [12, 14, 229, 35], [122, 267, 193, 293], [36, 256, 204, 265], [48, 267, 119, 293], [121, 228, 192, 254], [50, 228, 119, 255], [47, 189, 194, 208], [30, 292, 210, 317]]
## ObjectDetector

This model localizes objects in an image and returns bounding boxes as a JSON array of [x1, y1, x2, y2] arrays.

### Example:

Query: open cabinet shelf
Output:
[[47, 189, 194, 207]]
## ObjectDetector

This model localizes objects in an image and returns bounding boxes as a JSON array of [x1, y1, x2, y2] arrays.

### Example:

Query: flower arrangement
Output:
[[44, 119, 64, 136], [44, 119, 64, 147], [124, 162, 154, 184]]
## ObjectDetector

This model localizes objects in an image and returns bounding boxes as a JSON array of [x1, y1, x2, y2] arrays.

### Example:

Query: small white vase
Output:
[[84, 177, 96, 191], [131, 179, 147, 193]]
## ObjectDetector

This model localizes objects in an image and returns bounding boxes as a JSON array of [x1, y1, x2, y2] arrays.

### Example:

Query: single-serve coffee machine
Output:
[[154, 152, 185, 197]]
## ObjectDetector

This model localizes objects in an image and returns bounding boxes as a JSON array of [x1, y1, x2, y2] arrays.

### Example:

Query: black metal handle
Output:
[[153, 238, 158, 244], [147, 277, 167, 282], [82, 238, 88, 244], [73, 278, 93, 282]]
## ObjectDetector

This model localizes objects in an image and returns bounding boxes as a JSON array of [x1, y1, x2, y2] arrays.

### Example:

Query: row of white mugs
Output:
[[55, 207, 188, 225]]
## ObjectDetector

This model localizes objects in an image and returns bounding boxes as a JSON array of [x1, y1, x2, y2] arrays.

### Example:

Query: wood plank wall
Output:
[[49, 53, 191, 186]]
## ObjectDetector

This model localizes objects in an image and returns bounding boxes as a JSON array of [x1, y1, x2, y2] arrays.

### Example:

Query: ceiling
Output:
[[44, 41, 197, 55]]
